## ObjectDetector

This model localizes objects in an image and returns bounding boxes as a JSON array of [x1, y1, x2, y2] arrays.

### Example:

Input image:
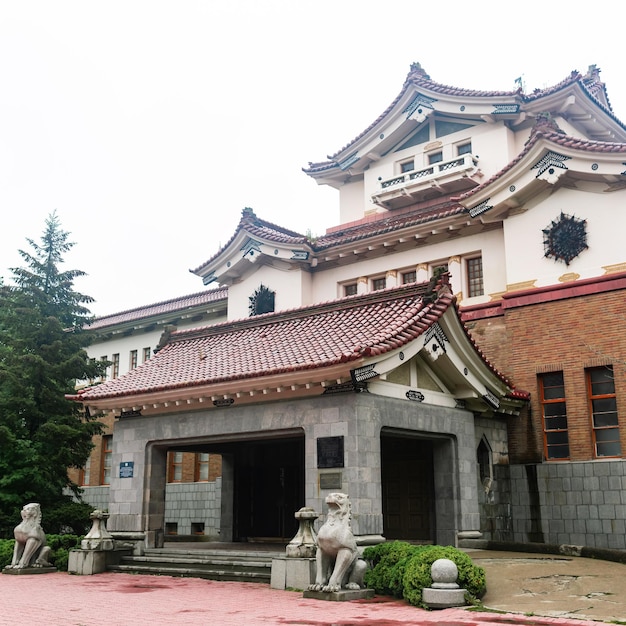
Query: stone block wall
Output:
[[482, 460, 626, 550], [164, 478, 222, 538]]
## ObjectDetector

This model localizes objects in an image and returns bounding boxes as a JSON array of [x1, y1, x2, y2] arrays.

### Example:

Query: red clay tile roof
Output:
[[192, 208, 310, 274], [73, 281, 457, 402], [73, 278, 523, 404], [304, 64, 623, 175], [455, 116, 626, 204], [88, 287, 227, 331]]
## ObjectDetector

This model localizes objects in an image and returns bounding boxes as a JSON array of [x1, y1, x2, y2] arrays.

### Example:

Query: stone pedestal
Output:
[[303, 589, 375, 602], [271, 507, 319, 590], [422, 558, 467, 609], [271, 556, 316, 590], [2, 566, 56, 576]]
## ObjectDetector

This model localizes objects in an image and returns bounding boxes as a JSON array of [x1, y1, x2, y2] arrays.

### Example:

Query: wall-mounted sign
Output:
[[319, 472, 342, 490], [317, 436, 344, 469], [119, 461, 134, 478]]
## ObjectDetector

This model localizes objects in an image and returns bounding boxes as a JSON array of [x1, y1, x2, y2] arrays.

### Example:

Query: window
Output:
[[142, 347, 151, 363], [165, 523, 178, 536], [372, 277, 386, 291], [101, 436, 113, 485], [195, 453, 210, 482], [539, 372, 569, 460], [400, 159, 414, 173], [100, 356, 107, 381], [402, 270, 416, 284], [111, 354, 120, 379], [428, 151, 443, 165], [466, 257, 484, 297], [344, 283, 357, 297], [457, 142, 472, 156], [168, 451, 184, 482], [588, 366, 621, 458], [80, 457, 91, 486], [129, 350, 138, 370]]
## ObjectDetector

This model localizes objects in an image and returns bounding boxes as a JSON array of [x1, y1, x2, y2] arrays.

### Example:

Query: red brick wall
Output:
[[468, 288, 626, 463]]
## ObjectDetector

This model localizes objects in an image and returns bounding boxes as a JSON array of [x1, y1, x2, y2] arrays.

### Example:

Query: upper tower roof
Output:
[[304, 63, 626, 189]]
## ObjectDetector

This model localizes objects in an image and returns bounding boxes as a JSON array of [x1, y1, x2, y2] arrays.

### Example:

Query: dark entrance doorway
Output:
[[381, 434, 435, 542], [232, 436, 304, 541]]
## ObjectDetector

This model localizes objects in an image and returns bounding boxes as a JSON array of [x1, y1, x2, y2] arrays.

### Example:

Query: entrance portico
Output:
[[70, 279, 525, 548]]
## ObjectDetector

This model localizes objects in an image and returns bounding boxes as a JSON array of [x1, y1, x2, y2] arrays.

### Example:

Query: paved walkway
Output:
[[2, 550, 626, 625]]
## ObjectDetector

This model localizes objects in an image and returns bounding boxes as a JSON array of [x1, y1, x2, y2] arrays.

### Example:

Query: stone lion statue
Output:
[[5, 503, 52, 570], [308, 492, 367, 593]]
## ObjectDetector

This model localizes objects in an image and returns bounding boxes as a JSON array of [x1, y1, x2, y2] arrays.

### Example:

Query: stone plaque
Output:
[[317, 436, 344, 468], [319, 472, 342, 490]]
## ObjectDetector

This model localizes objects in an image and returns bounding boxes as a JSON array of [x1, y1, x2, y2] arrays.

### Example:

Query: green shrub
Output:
[[363, 540, 425, 597], [402, 545, 486, 608], [0, 539, 14, 569]]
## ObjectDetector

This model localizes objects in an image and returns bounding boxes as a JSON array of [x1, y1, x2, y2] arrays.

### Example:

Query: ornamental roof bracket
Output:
[[531, 151, 571, 184]]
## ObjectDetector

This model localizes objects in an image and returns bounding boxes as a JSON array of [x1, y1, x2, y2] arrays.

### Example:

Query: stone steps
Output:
[[107, 548, 279, 583]]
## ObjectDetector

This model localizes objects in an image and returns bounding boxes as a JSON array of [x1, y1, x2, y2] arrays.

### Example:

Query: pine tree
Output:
[[0, 211, 106, 535]]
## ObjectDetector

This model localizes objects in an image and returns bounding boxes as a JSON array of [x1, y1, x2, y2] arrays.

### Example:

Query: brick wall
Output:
[[469, 287, 626, 464]]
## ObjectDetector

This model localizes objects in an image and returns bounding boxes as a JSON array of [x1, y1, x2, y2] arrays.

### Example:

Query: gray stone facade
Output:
[[479, 460, 626, 551], [105, 391, 484, 547], [164, 479, 222, 538]]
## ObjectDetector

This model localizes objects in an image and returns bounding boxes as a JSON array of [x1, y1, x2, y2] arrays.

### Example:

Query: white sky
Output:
[[1, 1, 624, 316]]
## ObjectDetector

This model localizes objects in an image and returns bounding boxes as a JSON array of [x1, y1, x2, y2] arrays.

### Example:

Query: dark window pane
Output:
[[544, 402, 567, 418], [547, 445, 569, 459], [597, 440, 621, 457], [595, 427, 620, 442], [546, 431, 569, 445], [544, 415, 568, 430]]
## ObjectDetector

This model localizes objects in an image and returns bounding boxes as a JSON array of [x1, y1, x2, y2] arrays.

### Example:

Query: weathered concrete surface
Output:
[[467, 549, 626, 623]]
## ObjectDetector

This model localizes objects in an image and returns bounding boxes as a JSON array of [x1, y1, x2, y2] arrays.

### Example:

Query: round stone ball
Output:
[[431, 558, 458, 584]]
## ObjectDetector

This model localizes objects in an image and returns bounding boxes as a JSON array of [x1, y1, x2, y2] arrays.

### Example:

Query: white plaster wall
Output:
[[227, 264, 312, 320], [309, 227, 506, 305], [338, 178, 365, 224], [503, 185, 626, 287]]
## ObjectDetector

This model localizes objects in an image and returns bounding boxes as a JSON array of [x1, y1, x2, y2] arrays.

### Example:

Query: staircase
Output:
[[107, 546, 281, 583]]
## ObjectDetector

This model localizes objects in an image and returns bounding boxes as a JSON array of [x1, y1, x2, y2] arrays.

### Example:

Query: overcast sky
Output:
[[1, 1, 624, 316]]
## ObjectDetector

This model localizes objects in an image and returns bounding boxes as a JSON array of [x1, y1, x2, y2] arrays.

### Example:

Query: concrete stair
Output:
[[107, 547, 280, 583]]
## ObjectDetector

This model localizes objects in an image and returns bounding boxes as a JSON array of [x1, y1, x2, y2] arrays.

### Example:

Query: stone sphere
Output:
[[431, 558, 458, 584]]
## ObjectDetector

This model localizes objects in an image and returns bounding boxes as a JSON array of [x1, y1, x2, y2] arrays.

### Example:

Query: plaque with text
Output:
[[317, 436, 344, 468], [119, 461, 134, 478]]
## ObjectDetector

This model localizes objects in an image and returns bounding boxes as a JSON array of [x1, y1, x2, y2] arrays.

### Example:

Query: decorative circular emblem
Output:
[[379, 133, 384, 139], [460, 105, 465, 111], [591, 163, 598, 171], [399, 351, 405, 361], [274, 249, 279, 255], [542, 212, 588, 266], [509, 185, 516, 192]]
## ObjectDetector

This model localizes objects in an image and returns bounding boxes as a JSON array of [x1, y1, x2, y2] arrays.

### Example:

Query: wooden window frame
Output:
[[539, 372, 570, 460], [371, 277, 386, 291], [466, 256, 484, 298], [587, 366, 621, 458], [195, 453, 210, 482], [129, 350, 138, 370], [343, 283, 357, 297], [168, 451, 184, 483], [142, 347, 151, 363], [101, 435, 113, 485], [402, 270, 416, 284], [111, 353, 120, 379]]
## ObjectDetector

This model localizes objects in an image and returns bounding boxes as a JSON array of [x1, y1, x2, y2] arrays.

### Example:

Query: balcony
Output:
[[371, 154, 482, 209]]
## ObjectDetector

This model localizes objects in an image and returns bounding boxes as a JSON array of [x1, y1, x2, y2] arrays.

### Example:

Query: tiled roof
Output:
[[314, 200, 464, 249], [192, 208, 309, 274], [304, 64, 622, 174], [87, 287, 228, 330], [73, 281, 460, 402], [455, 115, 626, 204]]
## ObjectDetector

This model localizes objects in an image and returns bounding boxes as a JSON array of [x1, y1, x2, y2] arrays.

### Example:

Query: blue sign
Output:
[[119, 461, 134, 478]]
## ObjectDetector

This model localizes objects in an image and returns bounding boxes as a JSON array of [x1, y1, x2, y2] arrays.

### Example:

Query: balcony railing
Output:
[[372, 154, 481, 208]]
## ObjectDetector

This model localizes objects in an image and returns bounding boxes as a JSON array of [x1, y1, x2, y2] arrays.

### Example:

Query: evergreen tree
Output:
[[0, 211, 106, 535]]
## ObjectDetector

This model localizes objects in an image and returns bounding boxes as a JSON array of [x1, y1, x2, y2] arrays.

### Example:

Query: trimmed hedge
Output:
[[363, 541, 486, 609], [0, 534, 82, 572]]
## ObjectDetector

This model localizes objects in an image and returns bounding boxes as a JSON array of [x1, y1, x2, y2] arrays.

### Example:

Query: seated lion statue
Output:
[[5, 503, 52, 570], [308, 492, 367, 593]]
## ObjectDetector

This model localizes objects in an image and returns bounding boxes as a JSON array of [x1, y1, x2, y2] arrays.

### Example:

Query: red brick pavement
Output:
[[0, 571, 605, 626]]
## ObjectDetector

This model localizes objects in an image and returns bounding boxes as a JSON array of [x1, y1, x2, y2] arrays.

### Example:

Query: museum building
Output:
[[71, 63, 626, 550]]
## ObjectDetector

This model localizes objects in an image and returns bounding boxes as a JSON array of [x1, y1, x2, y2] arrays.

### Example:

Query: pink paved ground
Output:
[[0, 571, 606, 626]]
